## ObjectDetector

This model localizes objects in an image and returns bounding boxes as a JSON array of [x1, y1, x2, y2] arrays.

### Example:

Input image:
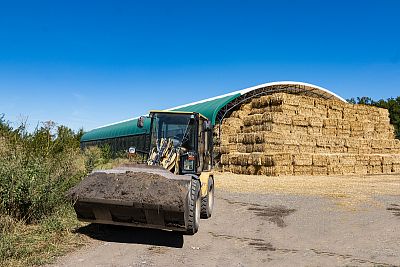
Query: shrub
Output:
[[0, 118, 86, 223]]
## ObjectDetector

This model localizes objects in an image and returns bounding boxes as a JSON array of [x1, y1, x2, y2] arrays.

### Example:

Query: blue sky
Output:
[[1, 0, 399, 131]]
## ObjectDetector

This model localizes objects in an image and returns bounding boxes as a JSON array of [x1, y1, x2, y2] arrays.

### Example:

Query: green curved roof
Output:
[[81, 93, 240, 142], [168, 93, 240, 124]]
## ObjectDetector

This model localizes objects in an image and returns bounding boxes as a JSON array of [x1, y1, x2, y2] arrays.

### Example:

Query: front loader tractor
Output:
[[71, 111, 215, 235]]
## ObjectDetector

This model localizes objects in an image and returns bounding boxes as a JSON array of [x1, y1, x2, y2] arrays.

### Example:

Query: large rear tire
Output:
[[185, 178, 201, 235], [201, 176, 214, 219]]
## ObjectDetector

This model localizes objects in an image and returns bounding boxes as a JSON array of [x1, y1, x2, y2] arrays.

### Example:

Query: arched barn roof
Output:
[[81, 81, 345, 142]]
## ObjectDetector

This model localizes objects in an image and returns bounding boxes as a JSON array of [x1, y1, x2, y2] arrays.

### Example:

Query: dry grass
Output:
[[0, 206, 88, 267], [215, 172, 400, 207]]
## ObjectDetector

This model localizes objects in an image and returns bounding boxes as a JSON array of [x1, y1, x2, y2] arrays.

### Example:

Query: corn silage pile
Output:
[[218, 93, 400, 176]]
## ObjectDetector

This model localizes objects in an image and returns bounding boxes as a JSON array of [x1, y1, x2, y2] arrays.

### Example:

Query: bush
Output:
[[0, 117, 86, 223]]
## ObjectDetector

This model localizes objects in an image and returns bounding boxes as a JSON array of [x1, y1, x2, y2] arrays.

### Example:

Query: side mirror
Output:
[[203, 120, 212, 131], [137, 116, 145, 128]]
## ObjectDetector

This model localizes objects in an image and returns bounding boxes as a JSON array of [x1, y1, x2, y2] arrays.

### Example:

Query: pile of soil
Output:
[[67, 171, 189, 209]]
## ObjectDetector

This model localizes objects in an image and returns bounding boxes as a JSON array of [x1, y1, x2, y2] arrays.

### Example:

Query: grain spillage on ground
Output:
[[217, 93, 400, 176]]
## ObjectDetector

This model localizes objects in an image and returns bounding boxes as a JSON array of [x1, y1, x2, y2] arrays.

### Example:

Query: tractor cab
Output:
[[141, 111, 213, 175]]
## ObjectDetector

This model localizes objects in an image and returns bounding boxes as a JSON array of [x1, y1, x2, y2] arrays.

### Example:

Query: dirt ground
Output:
[[52, 173, 400, 267]]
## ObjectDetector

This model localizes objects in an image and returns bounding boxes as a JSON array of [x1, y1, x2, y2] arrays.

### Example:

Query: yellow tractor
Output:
[[70, 111, 215, 234]]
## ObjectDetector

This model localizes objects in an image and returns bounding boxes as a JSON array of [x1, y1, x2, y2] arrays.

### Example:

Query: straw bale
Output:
[[314, 98, 327, 109], [368, 165, 383, 174], [327, 166, 343, 175], [354, 165, 368, 175], [323, 118, 338, 127], [331, 146, 347, 153], [245, 144, 253, 153], [237, 144, 246, 153], [339, 155, 356, 166], [382, 165, 394, 174], [283, 144, 300, 154], [228, 134, 238, 143], [250, 153, 263, 166], [343, 108, 357, 121], [312, 166, 328, 175], [228, 143, 238, 152], [322, 128, 337, 136], [219, 145, 230, 154], [254, 132, 265, 144], [350, 130, 364, 138], [347, 147, 358, 154], [292, 116, 309, 127], [308, 117, 324, 127], [270, 93, 300, 106], [326, 155, 340, 165], [298, 97, 315, 109], [358, 147, 372, 154], [315, 147, 331, 153], [271, 124, 292, 134], [350, 121, 363, 132], [369, 155, 383, 166], [298, 107, 314, 117], [263, 112, 293, 125], [312, 154, 328, 166], [229, 154, 239, 165], [328, 100, 346, 111], [392, 155, 400, 164], [283, 138, 299, 146], [341, 166, 355, 174], [299, 145, 314, 153], [328, 109, 343, 119], [220, 154, 230, 165], [274, 165, 294, 176], [308, 127, 323, 136], [293, 154, 312, 166], [293, 166, 313, 175], [252, 144, 264, 153], [270, 153, 292, 166], [316, 136, 333, 147], [393, 164, 400, 173], [263, 143, 285, 152], [313, 108, 328, 118]]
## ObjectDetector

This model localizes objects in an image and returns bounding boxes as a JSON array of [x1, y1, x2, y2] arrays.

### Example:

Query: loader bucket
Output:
[[73, 195, 189, 231], [68, 166, 197, 232]]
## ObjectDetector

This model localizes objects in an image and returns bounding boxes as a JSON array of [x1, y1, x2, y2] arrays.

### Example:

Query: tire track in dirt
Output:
[[208, 231, 395, 266]]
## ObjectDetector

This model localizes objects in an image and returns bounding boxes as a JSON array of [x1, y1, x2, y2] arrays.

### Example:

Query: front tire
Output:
[[185, 178, 201, 235], [201, 176, 214, 219]]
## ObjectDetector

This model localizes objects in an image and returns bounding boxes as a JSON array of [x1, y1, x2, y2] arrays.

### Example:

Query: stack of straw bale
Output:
[[218, 93, 400, 176]]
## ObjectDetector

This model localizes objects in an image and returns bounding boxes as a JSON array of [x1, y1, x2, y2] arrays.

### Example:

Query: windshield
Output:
[[150, 113, 196, 151]]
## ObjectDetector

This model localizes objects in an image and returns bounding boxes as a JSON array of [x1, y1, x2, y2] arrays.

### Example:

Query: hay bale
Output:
[[308, 117, 324, 127], [292, 116, 309, 127], [313, 154, 328, 166], [293, 166, 313, 175], [339, 155, 356, 166], [293, 154, 312, 166], [368, 165, 383, 174], [369, 155, 383, 166], [354, 165, 368, 175], [312, 166, 328, 175]]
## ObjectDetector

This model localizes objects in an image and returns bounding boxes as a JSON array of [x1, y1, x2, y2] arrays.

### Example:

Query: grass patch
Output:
[[0, 205, 87, 267]]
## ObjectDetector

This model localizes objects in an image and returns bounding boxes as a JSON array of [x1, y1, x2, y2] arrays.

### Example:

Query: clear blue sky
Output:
[[1, 0, 399, 131]]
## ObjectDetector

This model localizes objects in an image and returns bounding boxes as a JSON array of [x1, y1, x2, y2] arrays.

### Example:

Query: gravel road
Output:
[[52, 183, 400, 267]]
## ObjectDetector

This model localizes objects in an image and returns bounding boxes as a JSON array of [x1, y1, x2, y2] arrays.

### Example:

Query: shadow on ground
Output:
[[75, 224, 184, 248]]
